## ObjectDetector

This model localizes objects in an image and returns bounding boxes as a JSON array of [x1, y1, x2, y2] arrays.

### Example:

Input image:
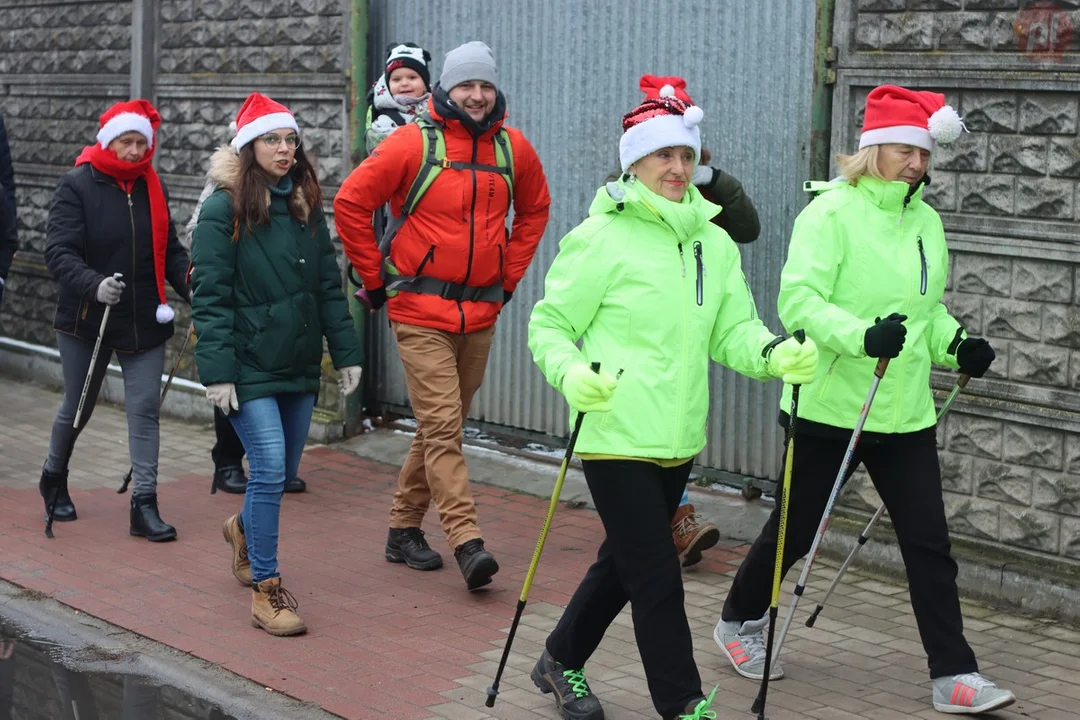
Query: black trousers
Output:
[[722, 428, 978, 679], [546, 459, 702, 720], [211, 406, 245, 468]]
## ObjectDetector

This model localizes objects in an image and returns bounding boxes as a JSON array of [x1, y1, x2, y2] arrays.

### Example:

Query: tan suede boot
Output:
[[251, 578, 307, 636], [671, 503, 720, 568], [222, 514, 251, 586]]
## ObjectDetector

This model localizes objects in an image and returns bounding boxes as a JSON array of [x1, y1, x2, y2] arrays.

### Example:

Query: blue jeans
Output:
[[680, 487, 689, 506], [228, 392, 315, 583]]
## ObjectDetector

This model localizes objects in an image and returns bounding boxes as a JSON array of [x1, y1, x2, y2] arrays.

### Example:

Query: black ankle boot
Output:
[[130, 494, 177, 542], [284, 476, 306, 493], [212, 464, 247, 494], [454, 539, 499, 590], [39, 467, 76, 522], [386, 527, 443, 570]]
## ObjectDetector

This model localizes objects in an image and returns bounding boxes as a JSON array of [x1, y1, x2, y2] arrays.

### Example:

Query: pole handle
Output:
[[874, 356, 891, 379]]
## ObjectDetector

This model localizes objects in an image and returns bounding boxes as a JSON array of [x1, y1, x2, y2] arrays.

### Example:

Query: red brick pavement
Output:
[[0, 447, 746, 719]]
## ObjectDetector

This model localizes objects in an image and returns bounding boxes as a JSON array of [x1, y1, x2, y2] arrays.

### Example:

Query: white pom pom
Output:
[[156, 304, 175, 324], [927, 105, 966, 144], [659, 84, 675, 98], [683, 105, 704, 128], [229, 120, 238, 134]]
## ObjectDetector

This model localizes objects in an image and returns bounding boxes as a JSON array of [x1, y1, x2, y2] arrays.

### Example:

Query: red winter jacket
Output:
[[334, 91, 551, 334]]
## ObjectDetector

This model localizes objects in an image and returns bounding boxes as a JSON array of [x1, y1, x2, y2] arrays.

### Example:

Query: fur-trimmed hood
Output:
[[183, 146, 310, 249]]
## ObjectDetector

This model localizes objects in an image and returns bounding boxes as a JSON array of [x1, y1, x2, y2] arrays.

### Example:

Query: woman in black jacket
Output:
[[40, 99, 190, 541]]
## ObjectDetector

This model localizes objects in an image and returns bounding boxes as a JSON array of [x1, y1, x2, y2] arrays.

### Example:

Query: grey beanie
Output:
[[440, 41, 499, 90]]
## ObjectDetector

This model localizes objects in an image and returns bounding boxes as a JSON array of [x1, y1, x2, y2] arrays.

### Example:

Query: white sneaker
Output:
[[932, 673, 1015, 714], [713, 616, 784, 681]]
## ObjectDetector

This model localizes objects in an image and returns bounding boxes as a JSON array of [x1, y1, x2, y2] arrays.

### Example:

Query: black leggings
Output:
[[722, 429, 978, 679], [546, 459, 701, 720]]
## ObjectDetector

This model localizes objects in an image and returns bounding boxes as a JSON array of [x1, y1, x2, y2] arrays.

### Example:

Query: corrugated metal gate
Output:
[[366, 0, 816, 482]]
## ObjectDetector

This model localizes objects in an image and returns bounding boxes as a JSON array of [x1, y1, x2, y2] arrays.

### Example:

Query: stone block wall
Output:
[[835, 0, 1080, 563]]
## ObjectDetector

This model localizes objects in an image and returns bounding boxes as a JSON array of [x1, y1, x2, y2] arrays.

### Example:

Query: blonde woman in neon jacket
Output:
[[714, 85, 1014, 716], [526, 77, 819, 720]]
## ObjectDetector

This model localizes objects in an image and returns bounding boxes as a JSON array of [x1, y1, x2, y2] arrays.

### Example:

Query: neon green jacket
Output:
[[528, 180, 780, 459], [779, 175, 965, 434]]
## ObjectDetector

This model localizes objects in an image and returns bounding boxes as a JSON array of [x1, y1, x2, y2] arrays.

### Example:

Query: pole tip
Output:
[[484, 686, 497, 707], [805, 608, 820, 627]]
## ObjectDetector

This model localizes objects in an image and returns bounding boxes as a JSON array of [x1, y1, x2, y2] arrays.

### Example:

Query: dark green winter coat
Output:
[[190, 147, 363, 404]]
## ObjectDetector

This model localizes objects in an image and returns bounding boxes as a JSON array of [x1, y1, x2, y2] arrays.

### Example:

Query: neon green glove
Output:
[[766, 335, 819, 385], [561, 363, 619, 414]]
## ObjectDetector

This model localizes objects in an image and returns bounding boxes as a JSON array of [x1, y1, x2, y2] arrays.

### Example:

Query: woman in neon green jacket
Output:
[[715, 85, 1014, 716], [526, 77, 818, 720]]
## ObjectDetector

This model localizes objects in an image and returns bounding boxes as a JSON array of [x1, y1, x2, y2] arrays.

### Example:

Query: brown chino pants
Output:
[[389, 321, 495, 550]]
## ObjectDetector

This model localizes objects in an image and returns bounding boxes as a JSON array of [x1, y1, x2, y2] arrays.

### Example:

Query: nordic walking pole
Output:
[[804, 372, 970, 628], [73, 273, 122, 429], [118, 323, 195, 493], [48, 273, 123, 539], [486, 362, 615, 708], [751, 330, 805, 719], [767, 355, 892, 669]]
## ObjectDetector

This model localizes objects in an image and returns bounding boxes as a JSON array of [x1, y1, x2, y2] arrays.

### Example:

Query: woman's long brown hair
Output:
[[231, 143, 324, 240]]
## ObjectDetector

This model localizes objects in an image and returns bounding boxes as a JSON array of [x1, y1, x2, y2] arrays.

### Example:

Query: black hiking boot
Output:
[[531, 648, 604, 720], [39, 467, 77, 522], [385, 527, 443, 570], [212, 464, 247, 494], [284, 476, 306, 493], [130, 494, 177, 542], [454, 539, 499, 590]]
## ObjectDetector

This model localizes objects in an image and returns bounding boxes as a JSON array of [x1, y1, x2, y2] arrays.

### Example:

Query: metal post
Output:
[[809, 0, 837, 184], [130, 0, 158, 102], [344, 0, 369, 435]]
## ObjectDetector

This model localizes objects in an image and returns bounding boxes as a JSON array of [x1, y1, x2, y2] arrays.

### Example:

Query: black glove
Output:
[[864, 313, 908, 358], [366, 286, 388, 311], [502, 289, 513, 305], [956, 337, 995, 378]]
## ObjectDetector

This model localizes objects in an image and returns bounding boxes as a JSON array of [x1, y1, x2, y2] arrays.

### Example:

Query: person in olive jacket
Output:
[[41, 99, 189, 542], [190, 93, 362, 637]]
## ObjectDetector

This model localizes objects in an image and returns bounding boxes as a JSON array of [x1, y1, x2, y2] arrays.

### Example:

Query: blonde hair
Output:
[[835, 145, 885, 185]]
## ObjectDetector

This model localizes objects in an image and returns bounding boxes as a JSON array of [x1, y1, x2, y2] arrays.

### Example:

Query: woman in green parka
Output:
[[190, 93, 363, 637], [714, 86, 1014, 716], [526, 78, 819, 720]]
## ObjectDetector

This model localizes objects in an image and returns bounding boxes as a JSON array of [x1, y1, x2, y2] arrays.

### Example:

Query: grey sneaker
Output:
[[932, 673, 1015, 714], [713, 616, 784, 681]]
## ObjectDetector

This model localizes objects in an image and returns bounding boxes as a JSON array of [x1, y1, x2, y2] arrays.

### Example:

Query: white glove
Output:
[[206, 383, 239, 413], [95, 274, 125, 305], [692, 165, 716, 187], [338, 365, 362, 396]]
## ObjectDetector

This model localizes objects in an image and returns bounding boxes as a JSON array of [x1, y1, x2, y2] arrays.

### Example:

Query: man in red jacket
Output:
[[335, 40, 551, 591]]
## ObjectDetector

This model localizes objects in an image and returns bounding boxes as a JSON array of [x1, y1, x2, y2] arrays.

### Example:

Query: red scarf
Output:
[[74, 134, 170, 317]]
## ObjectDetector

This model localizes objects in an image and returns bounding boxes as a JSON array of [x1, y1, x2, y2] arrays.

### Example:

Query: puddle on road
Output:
[[0, 622, 236, 720]]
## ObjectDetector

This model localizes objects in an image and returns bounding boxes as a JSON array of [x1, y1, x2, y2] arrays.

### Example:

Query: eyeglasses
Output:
[[260, 133, 301, 149]]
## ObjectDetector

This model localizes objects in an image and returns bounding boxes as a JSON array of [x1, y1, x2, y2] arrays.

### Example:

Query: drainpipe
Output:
[[344, 0, 368, 436], [809, 0, 837, 184]]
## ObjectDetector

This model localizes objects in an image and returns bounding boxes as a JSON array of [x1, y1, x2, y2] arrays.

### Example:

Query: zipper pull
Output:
[[127, 193, 133, 208], [678, 243, 686, 276], [694, 241, 706, 276]]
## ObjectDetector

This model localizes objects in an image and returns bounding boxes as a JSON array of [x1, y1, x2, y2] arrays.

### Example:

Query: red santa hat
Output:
[[619, 74, 704, 173], [229, 92, 300, 152], [96, 100, 156, 149], [859, 85, 966, 152]]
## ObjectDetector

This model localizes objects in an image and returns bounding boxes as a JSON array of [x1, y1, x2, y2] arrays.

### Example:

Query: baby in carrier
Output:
[[365, 42, 433, 152], [355, 42, 433, 308]]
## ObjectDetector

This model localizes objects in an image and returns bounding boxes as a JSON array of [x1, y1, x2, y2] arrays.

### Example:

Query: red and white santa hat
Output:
[[619, 75, 704, 173], [859, 85, 966, 152], [96, 100, 156, 149], [229, 92, 300, 151]]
